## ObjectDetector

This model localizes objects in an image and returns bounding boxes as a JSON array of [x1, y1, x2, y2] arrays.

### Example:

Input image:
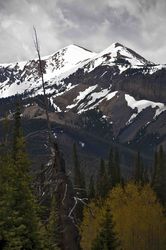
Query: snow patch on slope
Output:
[[66, 85, 98, 109], [85, 42, 149, 74], [125, 94, 166, 124], [77, 90, 118, 114]]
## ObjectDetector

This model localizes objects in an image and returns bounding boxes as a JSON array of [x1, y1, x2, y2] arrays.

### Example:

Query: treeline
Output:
[[0, 106, 166, 250], [0, 106, 59, 249]]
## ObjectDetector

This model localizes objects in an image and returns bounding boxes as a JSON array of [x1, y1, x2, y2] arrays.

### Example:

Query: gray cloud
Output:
[[0, 0, 166, 63]]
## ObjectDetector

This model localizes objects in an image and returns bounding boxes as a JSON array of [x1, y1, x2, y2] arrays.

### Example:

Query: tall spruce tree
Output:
[[151, 150, 158, 186], [73, 143, 81, 188], [152, 146, 166, 204], [108, 148, 114, 189], [134, 151, 143, 184], [0, 105, 43, 249], [114, 149, 121, 185], [88, 175, 95, 200], [91, 209, 120, 250], [108, 148, 121, 188], [96, 159, 109, 198], [46, 195, 59, 250]]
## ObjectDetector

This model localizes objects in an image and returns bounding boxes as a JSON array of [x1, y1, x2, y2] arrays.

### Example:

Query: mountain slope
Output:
[[0, 44, 96, 98], [0, 42, 166, 155]]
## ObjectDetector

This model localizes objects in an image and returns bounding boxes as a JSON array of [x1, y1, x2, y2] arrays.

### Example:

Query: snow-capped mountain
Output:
[[0, 44, 96, 98], [0, 42, 166, 153]]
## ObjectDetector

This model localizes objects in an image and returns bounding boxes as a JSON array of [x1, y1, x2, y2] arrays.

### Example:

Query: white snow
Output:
[[100, 71, 108, 78], [0, 44, 96, 99], [79, 141, 85, 147], [125, 94, 166, 123], [148, 64, 166, 75], [77, 90, 118, 114], [66, 85, 97, 109], [44, 44, 96, 80], [0, 41, 166, 123], [85, 42, 149, 74], [50, 97, 61, 112], [85, 88, 110, 106], [106, 91, 118, 100]]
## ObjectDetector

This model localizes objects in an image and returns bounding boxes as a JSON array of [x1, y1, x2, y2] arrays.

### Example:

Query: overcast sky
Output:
[[0, 0, 166, 63]]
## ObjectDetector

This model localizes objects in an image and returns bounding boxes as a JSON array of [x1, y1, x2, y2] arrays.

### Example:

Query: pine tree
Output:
[[107, 148, 114, 189], [47, 195, 59, 250], [151, 150, 158, 186], [91, 209, 120, 250], [73, 143, 81, 188], [108, 148, 121, 188], [142, 166, 149, 185], [114, 149, 121, 185], [96, 159, 109, 198], [13, 102, 22, 159], [0, 153, 12, 249], [152, 146, 166, 204], [134, 151, 143, 184], [88, 175, 95, 200], [0, 105, 43, 249], [2, 114, 10, 146]]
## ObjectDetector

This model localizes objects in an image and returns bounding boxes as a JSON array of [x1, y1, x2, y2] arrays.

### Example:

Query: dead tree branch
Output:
[[33, 26, 53, 150]]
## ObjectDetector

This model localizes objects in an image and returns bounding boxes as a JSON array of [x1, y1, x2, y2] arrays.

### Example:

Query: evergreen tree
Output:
[[47, 195, 59, 250], [142, 165, 149, 185], [88, 175, 95, 200], [114, 149, 121, 185], [108, 148, 121, 188], [151, 150, 158, 186], [2, 114, 10, 146], [80, 167, 87, 197], [13, 102, 22, 159], [134, 151, 143, 184], [96, 159, 108, 198], [73, 143, 81, 188], [91, 209, 120, 250], [107, 148, 114, 189], [0, 105, 43, 249], [152, 146, 166, 204], [108, 148, 114, 177]]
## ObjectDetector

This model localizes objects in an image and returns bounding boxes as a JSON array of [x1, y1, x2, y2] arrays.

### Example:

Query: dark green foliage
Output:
[[77, 110, 113, 139], [134, 152, 143, 184], [73, 143, 82, 188], [46, 195, 59, 250], [108, 148, 121, 188], [88, 175, 95, 200], [142, 166, 149, 185], [96, 148, 122, 199], [13, 103, 22, 159], [96, 159, 109, 198], [152, 146, 166, 204], [0, 106, 43, 249], [114, 149, 121, 185], [152, 151, 158, 186], [91, 209, 120, 250]]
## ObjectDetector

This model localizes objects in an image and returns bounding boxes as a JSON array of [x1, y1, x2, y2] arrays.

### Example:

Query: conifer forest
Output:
[[0, 0, 166, 249]]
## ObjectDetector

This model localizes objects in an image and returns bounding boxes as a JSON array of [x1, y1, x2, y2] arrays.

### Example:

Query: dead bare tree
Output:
[[33, 28, 81, 249], [33, 26, 53, 150]]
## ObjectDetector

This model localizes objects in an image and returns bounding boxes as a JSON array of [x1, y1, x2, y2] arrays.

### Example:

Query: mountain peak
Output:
[[99, 42, 152, 66]]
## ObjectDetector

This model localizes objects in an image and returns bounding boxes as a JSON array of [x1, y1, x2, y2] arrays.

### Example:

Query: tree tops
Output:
[[80, 183, 166, 250]]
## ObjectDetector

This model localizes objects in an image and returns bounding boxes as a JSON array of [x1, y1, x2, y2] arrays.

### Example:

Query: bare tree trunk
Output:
[[33, 26, 53, 149]]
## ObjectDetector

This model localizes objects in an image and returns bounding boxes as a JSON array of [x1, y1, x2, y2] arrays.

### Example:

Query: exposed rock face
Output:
[[0, 42, 165, 160]]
